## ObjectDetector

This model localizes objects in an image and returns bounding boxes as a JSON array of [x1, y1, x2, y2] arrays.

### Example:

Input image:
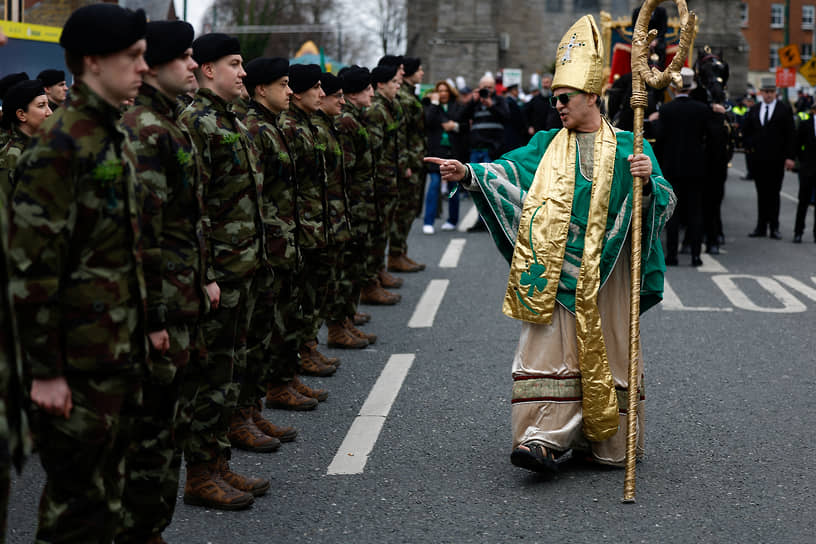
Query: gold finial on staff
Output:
[[624, 0, 696, 504]]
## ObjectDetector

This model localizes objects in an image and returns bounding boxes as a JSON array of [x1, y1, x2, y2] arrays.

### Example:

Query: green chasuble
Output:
[[467, 128, 675, 316]]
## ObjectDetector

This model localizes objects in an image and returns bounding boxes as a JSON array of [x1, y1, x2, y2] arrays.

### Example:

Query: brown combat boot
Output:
[[344, 317, 377, 344], [306, 339, 339, 366], [360, 281, 401, 305], [183, 462, 254, 510], [353, 312, 371, 325], [403, 254, 426, 271], [228, 407, 281, 452], [327, 321, 369, 349], [388, 254, 423, 273], [217, 457, 270, 497], [292, 375, 329, 402], [251, 402, 298, 441], [378, 266, 404, 288], [265, 381, 318, 411], [298, 345, 337, 377]]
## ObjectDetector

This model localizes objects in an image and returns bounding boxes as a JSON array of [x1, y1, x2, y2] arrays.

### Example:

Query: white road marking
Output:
[[773, 275, 816, 302], [698, 253, 728, 273], [661, 278, 733, 312], [459, 204, 479, 232], [712, 274, 807, 313], [327, 354, 415, 475], [780, 191, 797, 203], [439, 238, 467, 268], [408, 279, 449, 328]]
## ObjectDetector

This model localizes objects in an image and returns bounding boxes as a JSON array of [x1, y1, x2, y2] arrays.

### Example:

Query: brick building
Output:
[[1, 0, 174, 27], [740, 0, 816, 89]]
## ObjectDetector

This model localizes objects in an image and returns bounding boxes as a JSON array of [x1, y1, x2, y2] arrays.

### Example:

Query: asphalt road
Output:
[[7, 153, 816, 543]]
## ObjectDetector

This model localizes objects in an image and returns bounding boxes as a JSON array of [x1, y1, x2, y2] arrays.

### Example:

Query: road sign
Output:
[[800, 57, 816, 86], [502, 68, 523, 89], [779, 44, 802, 68], [776, 66, 797, 88]]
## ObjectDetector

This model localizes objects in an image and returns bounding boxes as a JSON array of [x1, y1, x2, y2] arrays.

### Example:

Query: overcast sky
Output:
[[174, 0, 211, 32]]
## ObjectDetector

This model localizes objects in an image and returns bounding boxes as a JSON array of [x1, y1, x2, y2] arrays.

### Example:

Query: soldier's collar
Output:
[[67, 80, 124, 127], [135, 83, 177, 118], [195, 87, 233, 113]]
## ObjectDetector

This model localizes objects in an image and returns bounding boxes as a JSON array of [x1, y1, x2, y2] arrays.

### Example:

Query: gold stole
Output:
[[502, 120, 619, 442]]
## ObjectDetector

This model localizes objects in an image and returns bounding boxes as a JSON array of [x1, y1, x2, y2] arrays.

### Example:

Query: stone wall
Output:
[[408, 0, 749, 100]]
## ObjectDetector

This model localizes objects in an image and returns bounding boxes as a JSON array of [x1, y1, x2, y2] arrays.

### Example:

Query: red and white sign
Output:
[[775, 66, 797, 88]]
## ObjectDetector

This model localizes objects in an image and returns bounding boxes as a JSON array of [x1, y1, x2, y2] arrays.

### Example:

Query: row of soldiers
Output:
[[0, 3, 428, 543]]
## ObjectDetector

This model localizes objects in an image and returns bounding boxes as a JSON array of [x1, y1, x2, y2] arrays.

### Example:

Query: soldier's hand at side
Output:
[[628, 154, 652, 182], [785, 159, 796, 171], [424, 157, 467, 182], [405, 168, 413, 178], [206, 281, 221, 308], [31, 377, 73, 419], [149, 329, 170, 353]]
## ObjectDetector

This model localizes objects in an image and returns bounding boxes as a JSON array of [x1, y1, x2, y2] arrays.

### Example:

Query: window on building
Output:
[[771, 4, 785, 28], [740, 3, 749, 27], [802, 43, 813, 61], [803, 5, 815, 29], [574, 0, 599, 10], [770, 43, 782, 69], [546, 0, 563, 12]]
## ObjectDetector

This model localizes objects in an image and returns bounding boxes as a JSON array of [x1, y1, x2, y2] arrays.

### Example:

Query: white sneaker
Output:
[[422, 225, 435, 235], [441, 222, 456, 231]]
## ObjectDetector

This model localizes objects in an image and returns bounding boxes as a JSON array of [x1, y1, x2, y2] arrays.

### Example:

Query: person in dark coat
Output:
[[422, 80, 463, 233], [793, 102, 816, 242], [742, 77, 796, 239], [522, 88, 562, 137], [653, 68, 719, 266]]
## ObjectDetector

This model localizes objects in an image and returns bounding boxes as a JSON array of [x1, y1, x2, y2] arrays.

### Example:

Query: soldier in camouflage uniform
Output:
[[366, 64, 407, 296], [386, 56, 427, 273], [0, 80, 53, 197], [7, 5, 149, 541], [36, 70, 68, 113], [0, 73, 30, 150], [116, 21, 213, 542], [336, 66, 401, 308], [242, 58, 328, 413], [179, 33, 272, 511], [315, 72, 378, 347], [277, 64, 339, 376]]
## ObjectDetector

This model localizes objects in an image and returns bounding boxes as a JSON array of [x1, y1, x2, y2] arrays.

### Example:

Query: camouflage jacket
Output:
[[243, 100, 299, 269], [277, 105, 328, 249], [366, 93, 400, 199], [398, 82, 427, 170], [313, 110, 351, 244], [8, 81, 148, 380], [336, 101, 378, 229], [0, 190, 31, 473], [179, 88, 263, 283], [0, 125, 29, 199], [120, 83, 208, 332]]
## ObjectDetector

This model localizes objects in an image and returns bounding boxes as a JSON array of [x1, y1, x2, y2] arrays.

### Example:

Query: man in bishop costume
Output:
[[427, 15, 675, 473]]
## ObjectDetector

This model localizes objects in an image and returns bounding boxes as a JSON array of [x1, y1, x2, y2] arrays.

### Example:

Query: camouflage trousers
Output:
[[373, 196, 398, 273], [389, 172, 424, 256], [301, 248, 336, 343], [117, 325, 201, 543], [326, 239, 366, 321], [183, 278, 253, 464], [34, 372, 141, 543]]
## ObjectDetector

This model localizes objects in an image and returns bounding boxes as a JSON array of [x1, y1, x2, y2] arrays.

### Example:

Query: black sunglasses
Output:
[[549, 91, 584, 107]]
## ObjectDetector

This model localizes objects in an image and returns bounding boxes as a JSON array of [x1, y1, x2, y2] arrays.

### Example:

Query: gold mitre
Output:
[[551, 15, 604, 96]]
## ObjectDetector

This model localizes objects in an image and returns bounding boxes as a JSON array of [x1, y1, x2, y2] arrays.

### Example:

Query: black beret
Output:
[[60, 4, 146, 56], [0, 80, 45, 128], [193, 33, 241, 65], [145, 20, 194, 67], [289, 64, 321, 94], [36, 69, 65, 87], [371, 64, 397, 85], [378, 55, 404, 67], [341, 66, 370, 94], [321, 72, 342, 96], [244, 57, 289, 91], [402, 57, 421, 77], [0, 72, 29, 100]]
